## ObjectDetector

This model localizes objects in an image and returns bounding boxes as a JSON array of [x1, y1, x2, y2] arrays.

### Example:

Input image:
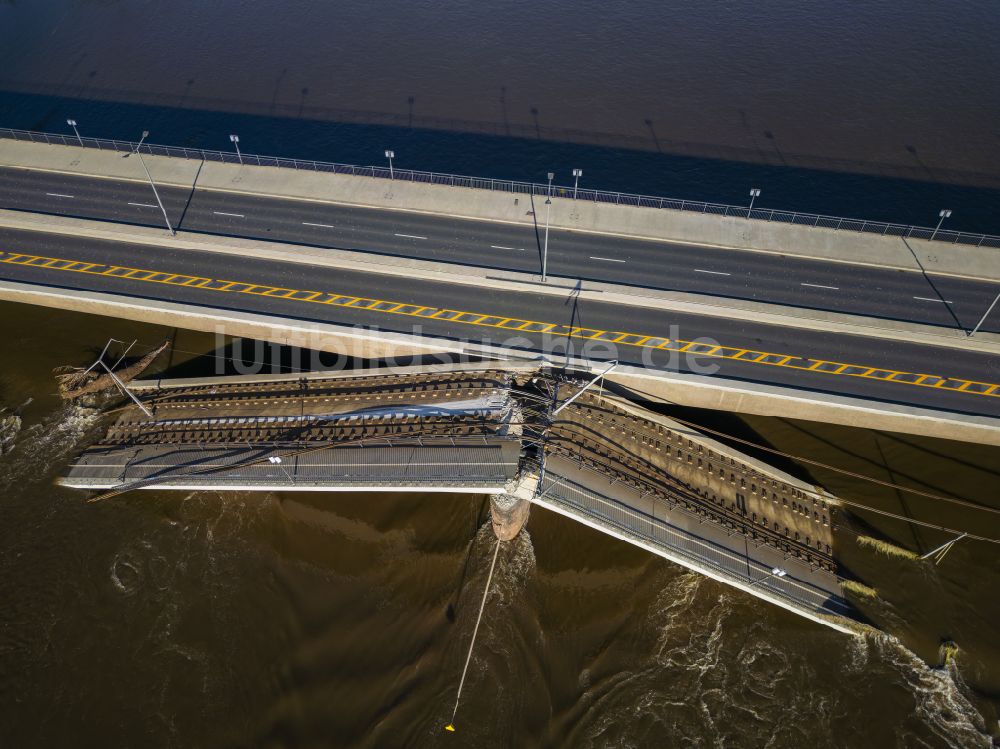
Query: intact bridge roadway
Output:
[[0, 166, 998, 334], [1, 227, 998, 420]]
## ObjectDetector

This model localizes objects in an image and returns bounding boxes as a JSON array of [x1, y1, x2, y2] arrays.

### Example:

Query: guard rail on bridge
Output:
[[536, 468, 853, 625], [3, 126, 997, 250]]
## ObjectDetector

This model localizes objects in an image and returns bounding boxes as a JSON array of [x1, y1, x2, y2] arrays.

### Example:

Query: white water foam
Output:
[[565, 569, 994, 749], [0, 403, 102, 491], [868, 632, 991, 749]]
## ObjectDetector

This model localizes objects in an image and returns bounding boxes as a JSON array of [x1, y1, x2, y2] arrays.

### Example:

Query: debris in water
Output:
[[938, 640, 959, 667], [55, 340, 168, 400]]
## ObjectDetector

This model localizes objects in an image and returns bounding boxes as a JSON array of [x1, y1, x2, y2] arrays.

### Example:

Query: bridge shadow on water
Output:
[[3, 87, 1000, 234], [151, 335, 487, 382]]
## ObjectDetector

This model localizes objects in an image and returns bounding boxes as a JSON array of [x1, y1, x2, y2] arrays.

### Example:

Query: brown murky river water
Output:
[[1, 302, 998, 748], [2, 0, 1000, 745]]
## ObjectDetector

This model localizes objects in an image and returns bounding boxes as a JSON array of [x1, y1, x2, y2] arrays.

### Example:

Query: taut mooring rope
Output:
[[446, 537, 502, 732]]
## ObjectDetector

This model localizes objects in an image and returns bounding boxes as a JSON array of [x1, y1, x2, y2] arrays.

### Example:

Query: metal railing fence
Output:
[[3, 126, 997, 249], [538, 471, 853, 620]]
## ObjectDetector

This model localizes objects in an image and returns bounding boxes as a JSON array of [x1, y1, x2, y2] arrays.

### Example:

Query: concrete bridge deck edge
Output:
[[530, 495, 860, 636], [3, 279, 998, 446]]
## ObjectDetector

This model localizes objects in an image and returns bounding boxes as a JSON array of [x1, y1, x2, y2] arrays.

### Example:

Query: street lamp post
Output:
[[748, 188, 761, 219], [385, 149, 395, 180], [931, 209, 952, 240], [135, 130, 175, 236], [542, 171, 554, 283], [66, 119, 82, 147], [969, 291, 1000, 337], [572, 168, 583, 200], [230, 134, 242, 165]]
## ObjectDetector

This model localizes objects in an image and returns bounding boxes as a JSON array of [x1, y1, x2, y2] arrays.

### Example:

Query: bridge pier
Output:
[[490, 473, 537, 541]]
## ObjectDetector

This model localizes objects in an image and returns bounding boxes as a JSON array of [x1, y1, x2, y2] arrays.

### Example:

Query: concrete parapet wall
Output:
[[3, 139, 999, 282], [1, 279, 998, 445]]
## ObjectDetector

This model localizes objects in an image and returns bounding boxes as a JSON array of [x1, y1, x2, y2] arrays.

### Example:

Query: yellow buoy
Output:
[[445, 724, 456, 732]]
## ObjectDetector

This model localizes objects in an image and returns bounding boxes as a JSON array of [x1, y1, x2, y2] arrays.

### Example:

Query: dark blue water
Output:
[[3, 0, 999, 233]]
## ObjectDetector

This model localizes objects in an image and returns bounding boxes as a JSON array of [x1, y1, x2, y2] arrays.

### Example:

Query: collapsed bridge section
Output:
[[62, 367, 522, 493], [59, 363, 858, 632]]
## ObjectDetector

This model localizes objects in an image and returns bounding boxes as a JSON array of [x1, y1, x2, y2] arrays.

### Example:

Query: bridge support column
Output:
[[489, 473, 537, 541], [490, 493, 531, 541]]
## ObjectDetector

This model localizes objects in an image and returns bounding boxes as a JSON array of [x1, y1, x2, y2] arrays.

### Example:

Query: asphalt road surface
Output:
[[1, 227, 998, 418], [1, 166, 998, 334]]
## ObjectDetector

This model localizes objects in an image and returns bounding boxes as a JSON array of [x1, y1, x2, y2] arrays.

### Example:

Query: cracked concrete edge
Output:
[[1, 279, 997, 446], [3, 139, 1000, 283], [129, 359, 540, 390], [2, 208, 999, 356]]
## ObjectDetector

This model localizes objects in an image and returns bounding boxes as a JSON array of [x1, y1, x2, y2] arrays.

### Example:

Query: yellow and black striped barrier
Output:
[[2, 250, 998, 401]]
